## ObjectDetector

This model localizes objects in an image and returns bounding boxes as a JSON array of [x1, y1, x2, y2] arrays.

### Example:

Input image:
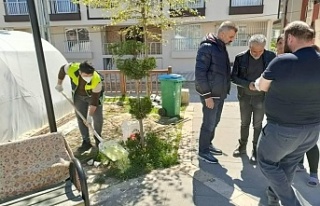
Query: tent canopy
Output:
[[0, 30, 73, 142]]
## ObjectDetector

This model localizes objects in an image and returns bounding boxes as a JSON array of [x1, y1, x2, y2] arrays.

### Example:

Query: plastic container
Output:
[[158, 74, 185, 117]]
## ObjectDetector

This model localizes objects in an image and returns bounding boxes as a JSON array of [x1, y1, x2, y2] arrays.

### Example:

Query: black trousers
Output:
[[299, 144, 319, 174], [238, 94, 265, 147]]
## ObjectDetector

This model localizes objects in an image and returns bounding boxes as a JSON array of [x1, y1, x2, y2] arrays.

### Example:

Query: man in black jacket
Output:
[[231, 34, 276, 164], [195, 21, 238, 164]]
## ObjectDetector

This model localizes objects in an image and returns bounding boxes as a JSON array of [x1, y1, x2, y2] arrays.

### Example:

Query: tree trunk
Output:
[[136, 80, 145, 145]]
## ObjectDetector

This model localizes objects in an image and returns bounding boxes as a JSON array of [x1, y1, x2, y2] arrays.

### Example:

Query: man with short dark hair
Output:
[[55, 61, 104, 151], [231, 34, 275, 164], [255, 21, 320, 206], [195, 21, 238, 164]]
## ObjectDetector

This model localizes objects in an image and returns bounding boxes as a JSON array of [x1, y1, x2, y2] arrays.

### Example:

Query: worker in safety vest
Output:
[[55, 61, 104, 151]]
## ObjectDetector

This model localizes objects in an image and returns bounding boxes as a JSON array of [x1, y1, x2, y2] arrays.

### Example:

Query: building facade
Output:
[[0, 0, 280, 76]]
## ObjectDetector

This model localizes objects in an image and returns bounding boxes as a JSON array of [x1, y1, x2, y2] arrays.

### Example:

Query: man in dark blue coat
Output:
[[195, 21, 238, 164], [231, 34, 276, 164]]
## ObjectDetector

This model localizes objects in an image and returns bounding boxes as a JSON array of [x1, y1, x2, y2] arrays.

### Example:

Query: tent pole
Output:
[[27, 0, 57, 132]]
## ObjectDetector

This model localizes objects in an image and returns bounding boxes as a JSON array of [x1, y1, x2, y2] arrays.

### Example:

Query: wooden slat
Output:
[[2, 181, 83, 206], [98, 68, 171, 95]]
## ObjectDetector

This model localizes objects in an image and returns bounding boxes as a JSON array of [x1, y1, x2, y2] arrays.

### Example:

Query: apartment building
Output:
[[0, 0, 280, 75], [275, 0, 320, 46]]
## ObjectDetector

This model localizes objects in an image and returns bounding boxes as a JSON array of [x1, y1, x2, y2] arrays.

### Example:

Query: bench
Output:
[[0, 132, 90, 206]]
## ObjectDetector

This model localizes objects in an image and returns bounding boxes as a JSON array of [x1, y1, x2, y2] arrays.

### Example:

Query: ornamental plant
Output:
[[77, 0, 201, 145]]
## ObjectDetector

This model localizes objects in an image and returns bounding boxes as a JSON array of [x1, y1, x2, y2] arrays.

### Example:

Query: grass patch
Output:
[[104, 95, 128, 103]]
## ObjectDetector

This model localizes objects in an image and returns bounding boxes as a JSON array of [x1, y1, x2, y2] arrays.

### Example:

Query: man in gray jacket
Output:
[[195, 21, 237, 164]]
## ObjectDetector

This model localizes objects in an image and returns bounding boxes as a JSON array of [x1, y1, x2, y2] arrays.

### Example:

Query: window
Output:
[[65, 28, 90, 52], [173, 24, 201, 51], [231, 0, 262, 7], [50, 0, 77, 14], [231, 25, 249, 46], [103, 58, 115, 70]]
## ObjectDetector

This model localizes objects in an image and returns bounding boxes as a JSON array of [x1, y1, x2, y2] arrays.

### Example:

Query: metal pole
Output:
[[27, 0, 57, 132]]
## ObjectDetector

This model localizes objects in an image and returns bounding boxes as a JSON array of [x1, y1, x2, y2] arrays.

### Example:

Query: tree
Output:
[[77, 0, 201, 145]]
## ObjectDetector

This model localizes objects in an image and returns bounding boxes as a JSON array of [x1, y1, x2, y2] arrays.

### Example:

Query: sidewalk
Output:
[[89, 85, 320, 206]]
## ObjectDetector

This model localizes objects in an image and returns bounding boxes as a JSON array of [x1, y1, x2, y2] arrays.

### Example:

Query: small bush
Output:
[[107, 132, 179, 180]]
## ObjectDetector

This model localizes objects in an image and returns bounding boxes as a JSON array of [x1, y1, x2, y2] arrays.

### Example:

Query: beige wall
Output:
[[314, 19, 320, 47], [286, 0, 303, 22]]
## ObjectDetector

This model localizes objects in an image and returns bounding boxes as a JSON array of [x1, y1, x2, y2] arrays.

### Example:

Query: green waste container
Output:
[[158, 74, 185, 117]]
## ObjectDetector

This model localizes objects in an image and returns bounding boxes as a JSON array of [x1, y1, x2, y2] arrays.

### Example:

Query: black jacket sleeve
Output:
[[231, 56, 251, 88], [195, 43, 213, 99]]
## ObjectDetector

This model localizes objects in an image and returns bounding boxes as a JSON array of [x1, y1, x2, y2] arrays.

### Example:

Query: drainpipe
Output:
[[37, 0, 51, 42], [282, 0, 289, 32], [277, 0, 281, 19]]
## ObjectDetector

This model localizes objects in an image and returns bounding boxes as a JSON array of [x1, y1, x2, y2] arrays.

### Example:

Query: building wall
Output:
[[286, 0, 303, 22], [50, 26, 104, 69], [0, 0, 278, 72]]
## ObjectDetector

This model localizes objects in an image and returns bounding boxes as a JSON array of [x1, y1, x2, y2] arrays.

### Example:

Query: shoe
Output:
[[296, 163, 306, 172], [198, 152, 219, 164], [307, 175, 319, 187], [77, 140, 92, 152], [266, 187, 280, 206], [209, 145, 222, 155], [233, 140, 246, 157], [249, 148, 257, 165]]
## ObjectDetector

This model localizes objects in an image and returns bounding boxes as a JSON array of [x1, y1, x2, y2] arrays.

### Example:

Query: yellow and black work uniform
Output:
[[58, 62, 104, 106]]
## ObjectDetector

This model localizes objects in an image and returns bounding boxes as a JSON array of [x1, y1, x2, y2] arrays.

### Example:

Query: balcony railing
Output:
[[231, 0, 263, 7], [4, 2, 28, 15], [49, 0, 78, 14], [65, 40, 91, 52], [103, 42, 162, 55], [172, 38, 202, 52], [171, 0, 205, 9]]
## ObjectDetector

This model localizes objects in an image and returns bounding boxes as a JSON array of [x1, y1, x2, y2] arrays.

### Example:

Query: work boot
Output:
[[77, 140, 92, 152], [233, 140, 247, 157], [249, 147, 257, 164]]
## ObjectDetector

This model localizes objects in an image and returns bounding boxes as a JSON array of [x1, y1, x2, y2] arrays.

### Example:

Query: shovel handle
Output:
[[61, 92, 103, 142]]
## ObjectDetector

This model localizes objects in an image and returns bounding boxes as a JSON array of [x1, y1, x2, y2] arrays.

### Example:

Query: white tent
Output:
[[0, 30, 73, 142]]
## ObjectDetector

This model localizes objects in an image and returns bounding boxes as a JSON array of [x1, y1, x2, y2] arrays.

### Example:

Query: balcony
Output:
[[103, 42, 162, 55], [229, 0, 264, 15], [64, 40, 92, 58], [4, 1, 29, 22], [172, 38, 202, 52], [170, 0, 205, 17], [49, 0, 81, 21]]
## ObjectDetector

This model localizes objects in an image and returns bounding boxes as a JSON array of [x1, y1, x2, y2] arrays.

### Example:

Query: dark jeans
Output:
[[199, 97, 224, 153], [74, 94, 103, 142], [239, 94, 264, 147], [299, 144, 319, 174], [257, 122, 320, 206]]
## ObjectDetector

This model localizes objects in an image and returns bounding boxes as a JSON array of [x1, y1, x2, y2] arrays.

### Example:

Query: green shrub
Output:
[[107, 132, 179, 180]]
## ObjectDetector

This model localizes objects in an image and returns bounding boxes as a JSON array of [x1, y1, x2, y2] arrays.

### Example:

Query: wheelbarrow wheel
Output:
[[158, 108, 167, 117]]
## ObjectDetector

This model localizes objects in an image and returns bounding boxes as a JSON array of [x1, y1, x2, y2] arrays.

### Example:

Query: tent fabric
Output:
[[0, 30, 73, 142]]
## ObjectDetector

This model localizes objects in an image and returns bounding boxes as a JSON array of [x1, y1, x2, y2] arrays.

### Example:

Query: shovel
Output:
[[60, 92, 128, 161]]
